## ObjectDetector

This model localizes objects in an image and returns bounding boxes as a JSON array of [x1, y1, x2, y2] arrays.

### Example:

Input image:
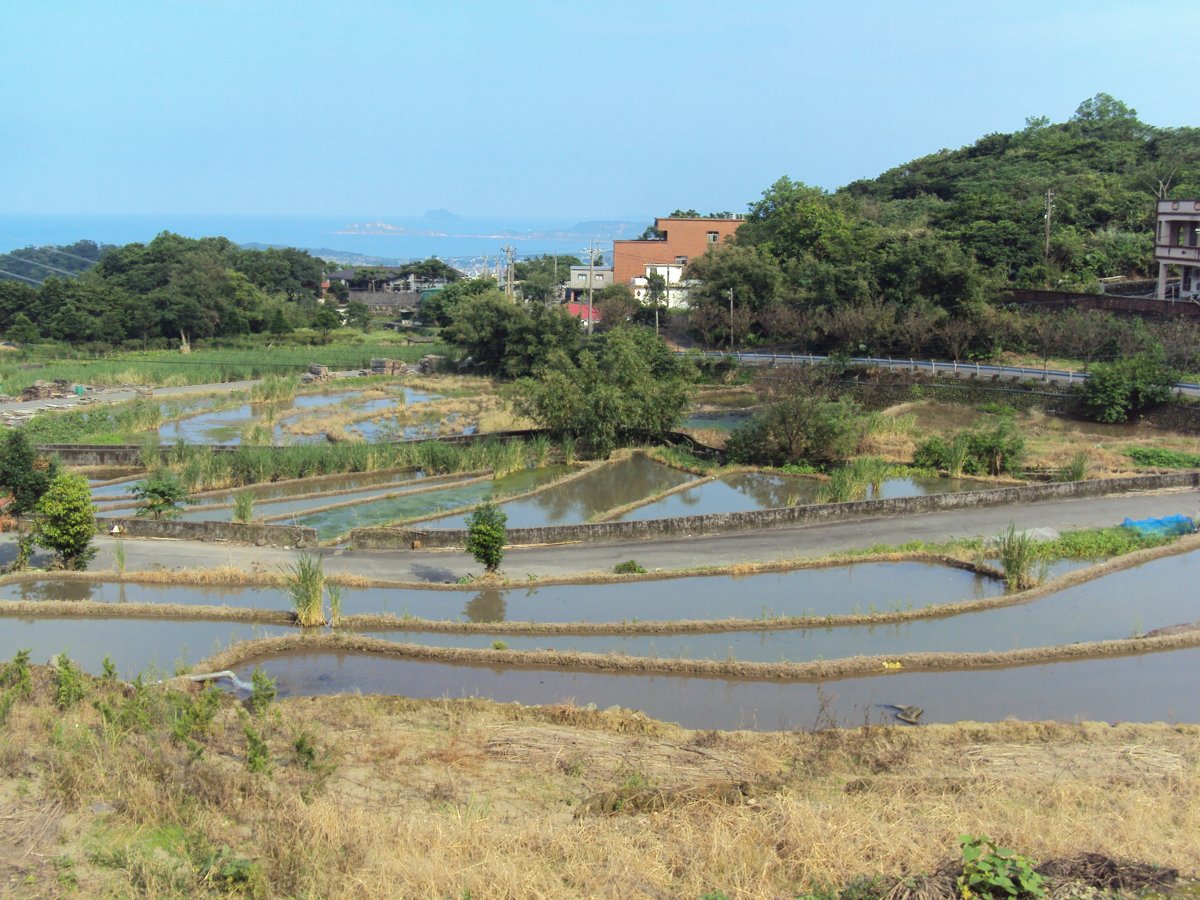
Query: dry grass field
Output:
[[1, 657, 1197, 899]]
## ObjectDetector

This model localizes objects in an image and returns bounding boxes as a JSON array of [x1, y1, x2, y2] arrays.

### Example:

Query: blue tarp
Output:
[[1121, 514, 1196, 537]]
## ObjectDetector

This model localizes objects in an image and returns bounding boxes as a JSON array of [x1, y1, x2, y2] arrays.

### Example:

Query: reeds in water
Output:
[[284, 554, 327, 627], [997, 522, 1037, 591]]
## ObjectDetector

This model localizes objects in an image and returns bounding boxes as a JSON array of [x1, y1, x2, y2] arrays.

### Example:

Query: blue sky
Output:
[[1, 0, 1193, 220]]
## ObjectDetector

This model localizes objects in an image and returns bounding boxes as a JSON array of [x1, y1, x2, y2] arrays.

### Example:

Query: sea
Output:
[[0, 214, 647, 268]]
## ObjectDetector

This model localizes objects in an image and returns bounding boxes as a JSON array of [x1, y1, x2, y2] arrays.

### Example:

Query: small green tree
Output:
[[465, 502, 507, 573], [1084, 351, 1178, 423], [132, 471, 189, 520], [0, 430, 59, 515], [311, 306, 342, 344], [33, 472, 97, 570]]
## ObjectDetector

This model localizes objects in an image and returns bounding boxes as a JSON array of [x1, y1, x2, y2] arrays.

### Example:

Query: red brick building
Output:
[[611, 217, 744, 289]]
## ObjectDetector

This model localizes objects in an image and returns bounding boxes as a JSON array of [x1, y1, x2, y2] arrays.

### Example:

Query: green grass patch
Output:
[[1125, 446, 1200, 469]]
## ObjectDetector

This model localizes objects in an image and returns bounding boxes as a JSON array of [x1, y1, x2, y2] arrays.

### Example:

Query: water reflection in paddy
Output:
[[357, 553, 1199, 660], [613, 473, 989, 521], [0, 618, 289, 679], [236, 645, 1200, 729], [295, 465, 573, 538], [421, 455, 696, 529], [0, 560, 1003, 620]]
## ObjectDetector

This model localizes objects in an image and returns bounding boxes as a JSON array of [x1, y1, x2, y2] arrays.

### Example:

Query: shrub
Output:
[[613, 559, 647, 574], [466, 502, 507, 573], [915, 423, 1024, 477], [1125, 446, 1200, 468], [248, 666, 276, 715], [0, 430, 58, 515], [33, 473, 97, 570], [1084, 351, 1178, 423], [132, 471, 190, 520]]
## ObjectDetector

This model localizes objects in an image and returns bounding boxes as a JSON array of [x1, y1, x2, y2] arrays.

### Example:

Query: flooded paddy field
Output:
[[154, 385, 446, 445], [234, 644, 1200, 729], [0, 617, 289, 679], [0, 559, 1004, 620], [613, 472, 988, 521], [292, 465, 573, 538], [421, 454, 697, 529]]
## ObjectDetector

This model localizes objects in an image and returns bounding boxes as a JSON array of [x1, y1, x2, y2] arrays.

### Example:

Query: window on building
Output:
[[706, 231, 719, 243], [675, 255, 687, 265]]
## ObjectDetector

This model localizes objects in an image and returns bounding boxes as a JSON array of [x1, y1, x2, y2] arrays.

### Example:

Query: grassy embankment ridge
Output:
[[0, 652, 1196, 898]]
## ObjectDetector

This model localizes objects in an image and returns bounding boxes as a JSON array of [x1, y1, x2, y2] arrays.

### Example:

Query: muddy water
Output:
[[356, 552, 1200, 660], [681, 410, 755, 431], [295, 465, 573, 539], [0, 618, 289, 679], [421, 455, 697, 529], [89, 476, 144, 500], [235, 645, 1200, 728]]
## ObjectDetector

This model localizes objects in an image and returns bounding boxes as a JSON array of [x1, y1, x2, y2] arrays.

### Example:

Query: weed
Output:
[[526, 433, 552, 467], [233, 491, 255, 523], [613, 559, 647, 574], [957, 834, 1045, 898], [491, 640, 508, 651], [1125, 446, 1200, 469], [53, 654, 87, 709], [248, 666, 277, 715], [113, 539, 127, 576], [244, 722, 272, 775], [997, 523, 1036, 591], [283, 554, 327, 627], [100, 656, 119, 683], [560, 434, 577, 465], [326, 582, 343, 626], [1058, 450, 1090, 483]]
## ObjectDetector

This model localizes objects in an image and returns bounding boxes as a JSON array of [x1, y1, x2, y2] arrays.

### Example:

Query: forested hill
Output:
[[0, 240, 112, 286], [836, 93, 1200, 288]]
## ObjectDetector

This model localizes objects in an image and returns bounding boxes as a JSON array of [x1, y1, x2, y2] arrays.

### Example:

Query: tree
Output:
[[1084, 351, 1178, 423], [344, 300, 372, 331], [311, 306, 342, 343], [465, 502, 506, 573], [5, 312, 39, 344], [513, 327, 691, 457], [0, 431, 58, 515], [33, 473, 97, 570], [132, 471, 189, 520]]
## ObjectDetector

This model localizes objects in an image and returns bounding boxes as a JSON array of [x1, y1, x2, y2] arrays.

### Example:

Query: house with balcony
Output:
[[1155, 199, 1200, 301], [612, 216, 743, 305]]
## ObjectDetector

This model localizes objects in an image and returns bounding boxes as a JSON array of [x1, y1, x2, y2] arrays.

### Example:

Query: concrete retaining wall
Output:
[[101, 517, 317, 548], [349, 471, 1200, 549]]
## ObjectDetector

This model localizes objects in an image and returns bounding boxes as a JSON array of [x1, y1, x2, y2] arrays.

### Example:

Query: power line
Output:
[[0, 267, 43, 285], [0, 256, 79, 277], [41, 246, 106, 265]]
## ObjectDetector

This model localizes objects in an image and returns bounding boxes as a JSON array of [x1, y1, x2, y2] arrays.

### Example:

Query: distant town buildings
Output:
[[1155, 199, 1200, 301], [612, 216, 743, 306]]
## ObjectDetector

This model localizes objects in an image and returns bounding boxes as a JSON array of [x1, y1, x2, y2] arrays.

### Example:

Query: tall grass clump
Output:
[[560, 434, 577, 465], [250, 375, 297, 403], [816, 467, 866, 503], [233, 492, 255, 523], [945, 436, 971, 478], [997, 523, 1037, 591], [1058, 450, 1090, 483], [526, 433, 551, 468], [283, 555, 327, 627]]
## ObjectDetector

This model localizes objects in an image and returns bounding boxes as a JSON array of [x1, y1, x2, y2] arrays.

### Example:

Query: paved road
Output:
[[690, 350, 1200, 397], [68, 487, 1199, 583]]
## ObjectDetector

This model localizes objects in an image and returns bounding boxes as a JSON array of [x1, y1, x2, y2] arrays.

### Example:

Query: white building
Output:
[[630, 262, 694, 308], [1155, 199, 1200, 301]]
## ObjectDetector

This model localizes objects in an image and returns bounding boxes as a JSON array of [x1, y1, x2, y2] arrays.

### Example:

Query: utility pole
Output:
[[1043, 189, 1055, 287], [580, 238, 598, 334], [500, 244, 516, 300], [729, 287, 735, 353]]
